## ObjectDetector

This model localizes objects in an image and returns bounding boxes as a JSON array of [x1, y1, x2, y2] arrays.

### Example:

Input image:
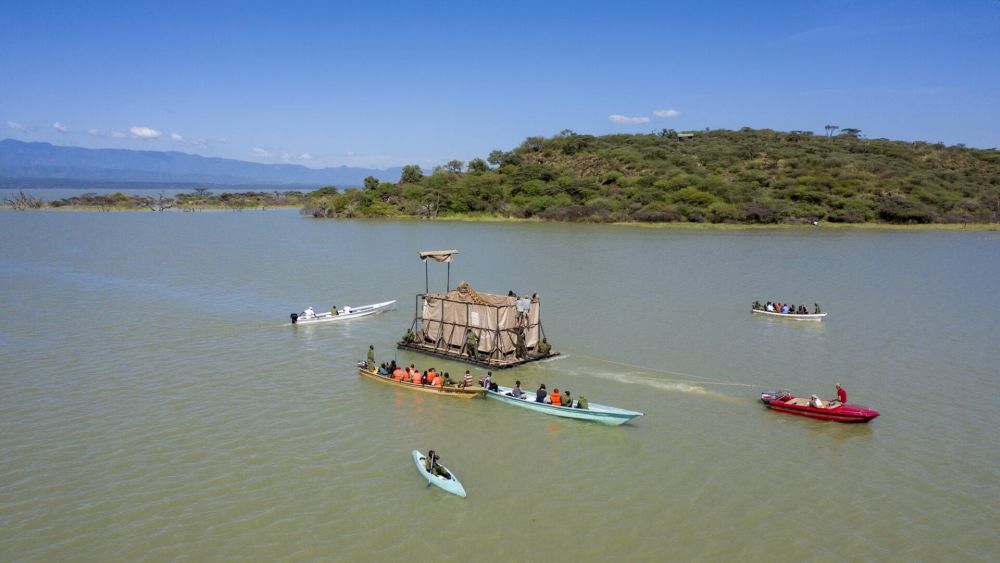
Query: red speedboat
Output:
[[760, 390, 879, 423]]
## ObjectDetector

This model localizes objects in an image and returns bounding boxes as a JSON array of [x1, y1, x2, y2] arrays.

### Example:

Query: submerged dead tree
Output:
[[3, 190, 44, 210]]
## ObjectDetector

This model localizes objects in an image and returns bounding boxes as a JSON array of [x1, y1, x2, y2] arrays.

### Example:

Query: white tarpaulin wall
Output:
[[419, 290, 539, 357]]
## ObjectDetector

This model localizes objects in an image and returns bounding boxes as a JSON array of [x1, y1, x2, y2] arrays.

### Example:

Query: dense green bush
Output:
[[298, 129, 1000, 224]]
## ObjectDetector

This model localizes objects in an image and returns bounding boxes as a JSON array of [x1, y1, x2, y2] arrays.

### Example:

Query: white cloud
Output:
[[130, 126, 161, 139], [608, 114, 650, 124], [654, 109, 681, 118], [300, 153, 313, 160], [280, 152, 291, 160], [252, 147, 272, 157], [87, 128, 99, 136], [170, 132, 184, 141], [7, 121, 27, 131], [111, 131, 127, 138], [53, 122, 69, 133]]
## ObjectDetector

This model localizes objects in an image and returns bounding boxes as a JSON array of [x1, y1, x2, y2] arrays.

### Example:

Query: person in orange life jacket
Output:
[[549, 388, 561, 405]]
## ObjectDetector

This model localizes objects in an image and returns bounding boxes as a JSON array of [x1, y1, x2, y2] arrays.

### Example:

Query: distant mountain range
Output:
[[0, 139, 403, 188]]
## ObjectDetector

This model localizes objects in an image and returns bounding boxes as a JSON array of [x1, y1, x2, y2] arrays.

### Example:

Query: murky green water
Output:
[[1, 209, 997, 561]]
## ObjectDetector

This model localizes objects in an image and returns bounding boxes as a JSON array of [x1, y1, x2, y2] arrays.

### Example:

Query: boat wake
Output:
[[548, 365, 740, 402], [595, 370, 740, 401]]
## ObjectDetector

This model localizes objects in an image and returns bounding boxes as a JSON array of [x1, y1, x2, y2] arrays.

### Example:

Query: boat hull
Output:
[[485, 385, 643, 426], [291, 300, 396, 325], [751, 309, 826, 321], [358, 368, 485, 399], [760, 391, 879, 423], [412, 450, 466, 498]]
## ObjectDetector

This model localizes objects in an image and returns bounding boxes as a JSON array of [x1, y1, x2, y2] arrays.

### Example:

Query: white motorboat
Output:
[[290, 300, 396, 324], [751, 308, 827, 321]]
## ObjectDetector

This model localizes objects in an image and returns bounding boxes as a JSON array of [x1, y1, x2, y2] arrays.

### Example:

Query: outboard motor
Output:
[[290, 313, 299, 324]]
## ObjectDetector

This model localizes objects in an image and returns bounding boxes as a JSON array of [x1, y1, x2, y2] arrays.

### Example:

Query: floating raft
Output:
[[397, 340, 558, 369], [399, 280, 557, 369]]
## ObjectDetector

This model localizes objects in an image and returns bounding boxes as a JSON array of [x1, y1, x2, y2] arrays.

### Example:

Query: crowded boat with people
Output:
[[751, 300, 827, 321], [483, 378, 644, 426], [356, 357, 485, 398]]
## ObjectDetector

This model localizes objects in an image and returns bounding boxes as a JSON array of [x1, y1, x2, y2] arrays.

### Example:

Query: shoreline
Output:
[[4, 205, 997, 230]]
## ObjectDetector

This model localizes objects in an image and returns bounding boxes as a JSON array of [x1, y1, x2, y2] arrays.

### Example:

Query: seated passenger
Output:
[[508, 380, 524, 398], [443, 372, 453, 385], [431, 372, 443, 387], [424, 450, 451, 479], [766, 302, 775, 312], [576, 395, 589, 409], [561, 390, 573, 407], [535, 384, 547, 403], [460, 370, 473, 388], [809, 394, 824, 408], [393, 367, 405, 381], [549, 388, 561, 405]]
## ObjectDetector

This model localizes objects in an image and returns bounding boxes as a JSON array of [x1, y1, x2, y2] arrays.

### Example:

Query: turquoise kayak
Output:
[[412, 450, 466, 498]]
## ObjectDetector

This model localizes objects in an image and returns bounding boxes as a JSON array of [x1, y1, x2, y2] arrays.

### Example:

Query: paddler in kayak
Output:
[[425, 450, 451, 479]]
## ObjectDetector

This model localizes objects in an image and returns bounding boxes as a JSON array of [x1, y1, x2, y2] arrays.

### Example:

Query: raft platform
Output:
[[396, 341, 559, 370]]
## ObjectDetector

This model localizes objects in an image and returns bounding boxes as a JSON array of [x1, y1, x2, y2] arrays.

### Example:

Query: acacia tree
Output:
[[825, 124, 840, 137], [363, 176, 380, 191], [137, 192, 175, 212], [445, 160, 463, 172], [487, 150, 505, 167], [399, 165, 424, 184], [467, 158, 488, 173], [840, 128, 861, 138]]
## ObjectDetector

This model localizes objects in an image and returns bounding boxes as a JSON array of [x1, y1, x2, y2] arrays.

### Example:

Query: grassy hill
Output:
[[305, 129, 1000, 225]]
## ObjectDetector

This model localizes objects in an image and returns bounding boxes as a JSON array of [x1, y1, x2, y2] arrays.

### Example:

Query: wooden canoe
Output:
[[358, 368, 485, 399]]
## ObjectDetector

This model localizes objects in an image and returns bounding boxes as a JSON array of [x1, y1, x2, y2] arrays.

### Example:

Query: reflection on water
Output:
[[1, 209, 998, 560]]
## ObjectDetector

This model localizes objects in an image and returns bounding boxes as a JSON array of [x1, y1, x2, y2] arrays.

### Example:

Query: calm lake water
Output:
[[1, 209, 997, 561]]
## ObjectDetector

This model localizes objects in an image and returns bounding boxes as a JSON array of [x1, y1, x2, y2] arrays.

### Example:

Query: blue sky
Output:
[[2, 0, 998, 169]]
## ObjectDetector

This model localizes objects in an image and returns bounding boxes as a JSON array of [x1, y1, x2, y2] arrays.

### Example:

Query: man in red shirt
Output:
[[835, 383, 847, 404]]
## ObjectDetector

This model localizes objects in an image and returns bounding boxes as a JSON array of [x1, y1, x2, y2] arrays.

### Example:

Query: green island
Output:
[[7, 128, 1000, 227]]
